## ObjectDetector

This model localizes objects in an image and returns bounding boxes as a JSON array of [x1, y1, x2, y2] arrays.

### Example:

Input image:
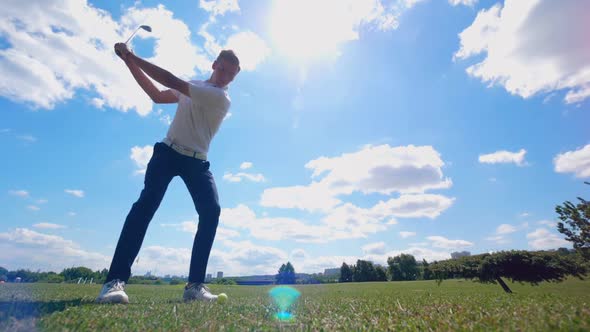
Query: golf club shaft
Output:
[[115, 27, 140, 56]]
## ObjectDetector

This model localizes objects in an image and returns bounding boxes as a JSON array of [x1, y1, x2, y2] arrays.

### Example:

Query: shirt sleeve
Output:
[[189, 82, 231, 113], [170, 89, 181, 98]]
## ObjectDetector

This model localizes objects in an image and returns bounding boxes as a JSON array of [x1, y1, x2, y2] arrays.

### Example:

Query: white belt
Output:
[[162, 138, 207, 160]]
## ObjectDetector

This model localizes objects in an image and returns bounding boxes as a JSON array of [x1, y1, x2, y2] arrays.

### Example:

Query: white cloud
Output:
[[399, 231, 416, 238], [527, 228, 569, 249], [269, 0, 402, 61], [161, 221, 198, 233], [487, 222, 527, 244], [520, 212, 531, 217], [130, 145, 153, 175], [161, 221, 240, 240], [427, 236, 474, 249], [320, 203, 389, 238], [454, 0, 590, 103], [36, 199, 48, 204], [240, 162, 252, 170], [496, 223, 517, 235], [17, 135, 37, 142], [554, 144, 590, 178], [224, 31, 271, 72], [290, 248, 306, 259], [27, 205, 40, 211], [223, 172, 265, 183], [362, 242, 387, 255], [538, 219, 557, 228], [485, 235, 510, 245], [159, 114, 172, 126], [0, 228, 109, 271], [372, 194, 455, 219], [0, 2, 214, 115], [0, 227, 454, 275], [68, 212, 77, 217], [306, 144, 452, 195], [221, 204, 386, 243], [64, 189, 84, 198], [363, 246, 452, 265], [448, 0, 477, 6], [479, 149, 527, 166], [262, 144, 453, 212], [9, 190, 29, 198], [200, 0, 240, 17], [33, 223, 66, 229], [207, 240, 288, 276], [261, 182, 341, 212]]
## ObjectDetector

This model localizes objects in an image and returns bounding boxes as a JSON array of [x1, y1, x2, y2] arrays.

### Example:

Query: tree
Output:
[[0, 266, 7, 282], [451, 251, 471, 259], [430, 250, 587, 293], [387, 254, 419, 281], [375, 265, 388, 281], [212, 278, 237, 285], [421, 259, 433, 280], [339, 262, 353, 282], [556, 183, 590, 260], [276, 262, 296, 284], [387, 258, 402, 281], [60, 267, 94, 281], [353, 260, 377, 282]]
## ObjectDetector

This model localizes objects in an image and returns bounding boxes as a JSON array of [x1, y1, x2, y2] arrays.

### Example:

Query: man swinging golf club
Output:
[[96, 29, 240, 304]]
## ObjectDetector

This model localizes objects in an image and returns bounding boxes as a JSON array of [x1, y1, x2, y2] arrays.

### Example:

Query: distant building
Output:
[[217, 271, 223, 279], [145, 271, 152, 277], [324, 268, 340, 276], [206, 274, 212, 282], [15, 277, 22, 283]]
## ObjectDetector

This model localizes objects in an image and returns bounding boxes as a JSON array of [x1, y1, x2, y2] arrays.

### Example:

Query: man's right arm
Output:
[[124, 57, 179, 104]]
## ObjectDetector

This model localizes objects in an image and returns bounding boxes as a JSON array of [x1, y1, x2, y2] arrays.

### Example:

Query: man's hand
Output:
[[114, 43, 133, 61]]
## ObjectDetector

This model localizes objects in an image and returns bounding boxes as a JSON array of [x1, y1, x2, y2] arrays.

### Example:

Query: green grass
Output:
[[1, 279, 589, 331]]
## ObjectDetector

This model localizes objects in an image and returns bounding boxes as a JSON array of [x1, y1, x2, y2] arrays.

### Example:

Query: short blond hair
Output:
[[217, 50, 240, 70]]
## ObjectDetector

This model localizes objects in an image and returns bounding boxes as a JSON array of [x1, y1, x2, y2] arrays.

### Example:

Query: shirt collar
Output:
[[204, 80, 229, 91]]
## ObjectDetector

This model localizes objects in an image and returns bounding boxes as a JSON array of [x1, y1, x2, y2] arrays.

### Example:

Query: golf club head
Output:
[[116, 25, 152, 56]]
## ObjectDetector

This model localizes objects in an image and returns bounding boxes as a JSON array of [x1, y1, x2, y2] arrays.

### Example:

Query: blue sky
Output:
[[1, 0, 589, 277]]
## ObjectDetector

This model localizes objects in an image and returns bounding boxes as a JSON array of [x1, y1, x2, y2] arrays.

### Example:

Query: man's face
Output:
[[212, 59, 240, 88]]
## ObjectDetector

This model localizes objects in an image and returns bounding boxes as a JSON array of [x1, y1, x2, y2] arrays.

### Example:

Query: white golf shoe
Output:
[[96, 279, 129, 304], [183, 283, 219, 302]]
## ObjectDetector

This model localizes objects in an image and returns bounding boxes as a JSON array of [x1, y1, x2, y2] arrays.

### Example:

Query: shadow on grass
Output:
[[0, 299, 88, 322]]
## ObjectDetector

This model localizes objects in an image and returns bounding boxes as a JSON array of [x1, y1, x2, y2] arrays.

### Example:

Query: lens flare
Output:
[[269, 286, 300, 321]]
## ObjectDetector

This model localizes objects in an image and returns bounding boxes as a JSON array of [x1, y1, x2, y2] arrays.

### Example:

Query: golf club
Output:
[[115, 25, 152, 56]]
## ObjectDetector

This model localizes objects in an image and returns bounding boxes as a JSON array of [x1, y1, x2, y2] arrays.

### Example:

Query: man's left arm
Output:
[[115, 43, 190, 97]]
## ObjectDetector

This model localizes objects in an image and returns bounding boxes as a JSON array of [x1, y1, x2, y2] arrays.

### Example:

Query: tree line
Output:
[[0, 266, 109, 284], [339, 253, 447, 283]]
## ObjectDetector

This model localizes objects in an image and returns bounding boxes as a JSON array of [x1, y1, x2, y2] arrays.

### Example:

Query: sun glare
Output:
[[269, 0, 362, 62]]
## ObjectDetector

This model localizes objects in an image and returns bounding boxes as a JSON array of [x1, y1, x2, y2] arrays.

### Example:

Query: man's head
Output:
[[210, 50, 240, 88]]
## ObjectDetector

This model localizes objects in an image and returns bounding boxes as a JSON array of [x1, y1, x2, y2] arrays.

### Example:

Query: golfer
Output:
[[96, 42, 240, 304]]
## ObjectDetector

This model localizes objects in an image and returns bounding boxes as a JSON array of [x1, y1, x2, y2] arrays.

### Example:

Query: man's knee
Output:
[[136, 187, 165, 208], [200, 201, 221, 221]]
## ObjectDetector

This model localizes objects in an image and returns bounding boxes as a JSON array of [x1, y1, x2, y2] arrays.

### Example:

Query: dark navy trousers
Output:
[[106, 142, 220, 284]]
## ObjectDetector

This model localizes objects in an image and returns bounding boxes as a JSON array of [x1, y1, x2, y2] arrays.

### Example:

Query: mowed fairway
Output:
[[1, 279, 589, 331]]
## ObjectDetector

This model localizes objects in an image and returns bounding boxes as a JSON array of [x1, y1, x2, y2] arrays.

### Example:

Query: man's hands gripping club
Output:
[[114, 43, 133, 61]]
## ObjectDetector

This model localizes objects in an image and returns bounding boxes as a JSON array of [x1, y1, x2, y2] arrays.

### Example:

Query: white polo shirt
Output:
[[164, 80, 231, 157]]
